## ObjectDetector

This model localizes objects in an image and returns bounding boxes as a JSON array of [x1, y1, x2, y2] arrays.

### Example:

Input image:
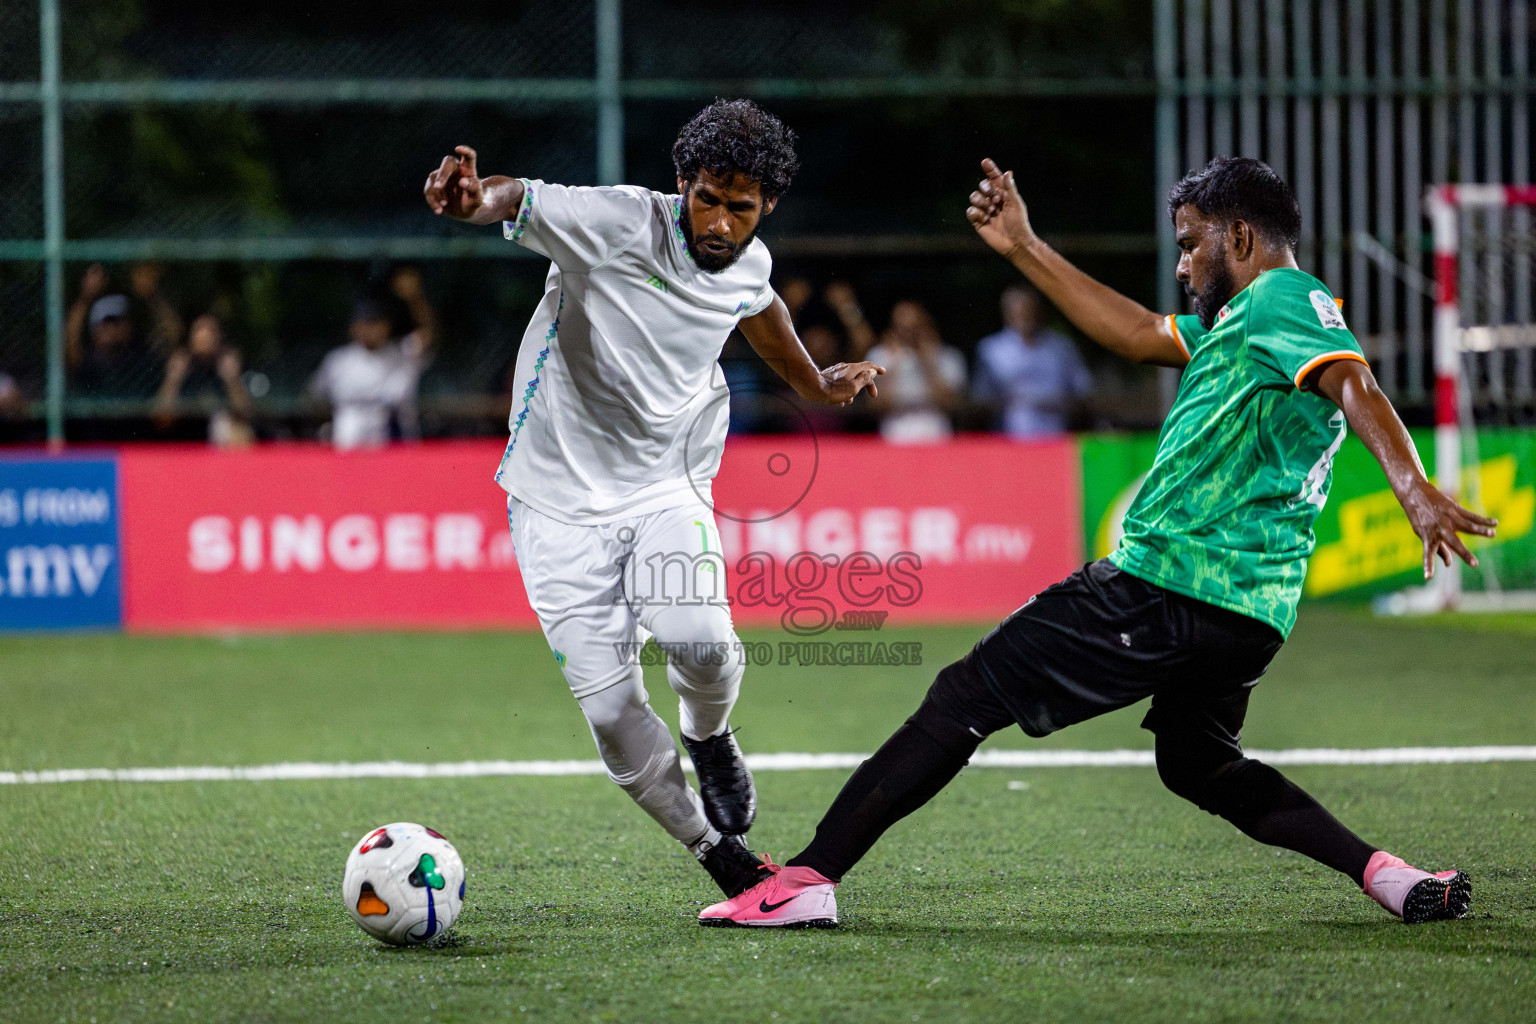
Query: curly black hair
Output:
[[1168, 156, 1301, 251], [671, 98, 799, 201]]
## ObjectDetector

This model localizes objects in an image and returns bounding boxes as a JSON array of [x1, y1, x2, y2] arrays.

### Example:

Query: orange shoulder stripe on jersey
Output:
[[1293, 350, 1368, 390], [1166, 314, 1191, 360]]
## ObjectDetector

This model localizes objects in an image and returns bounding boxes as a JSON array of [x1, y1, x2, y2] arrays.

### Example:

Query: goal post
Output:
[[1380, 184, 1536, 614]]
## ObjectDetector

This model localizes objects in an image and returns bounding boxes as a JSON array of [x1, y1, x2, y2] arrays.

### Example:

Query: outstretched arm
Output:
[[738, 295, 885, 406], [424, 145, 524, 225], [966, 159, 1187, 368], [1312, 359, 1497, 579], [66, 263, 108, 369]]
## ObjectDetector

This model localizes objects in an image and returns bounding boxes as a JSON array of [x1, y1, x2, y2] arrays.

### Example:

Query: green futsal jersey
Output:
[[1108, 267, 1368, 637]]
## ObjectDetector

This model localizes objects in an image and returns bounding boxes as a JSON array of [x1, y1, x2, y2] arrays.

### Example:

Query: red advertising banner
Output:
[[709, 436, 1081, 630], [118, 437, 1081, 632], [119, 443, 527, 631]]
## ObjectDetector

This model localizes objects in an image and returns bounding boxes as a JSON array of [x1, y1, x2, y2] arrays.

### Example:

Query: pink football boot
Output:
[[1363, 851, 1472, 924], [699, 863, 838, 928]]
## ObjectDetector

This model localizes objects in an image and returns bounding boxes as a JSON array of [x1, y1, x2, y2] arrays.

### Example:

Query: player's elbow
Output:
[[1123, 337, 1176, 367], [1124, 315, 1178, 365]]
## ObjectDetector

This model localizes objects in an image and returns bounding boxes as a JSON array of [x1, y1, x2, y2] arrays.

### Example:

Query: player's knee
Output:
[[1157, 744, 1285, 825], [577, 681, 647, 737], [669, 644, 743, 693], [1155, 743, 1220, 808], [578, 687, 675, 788], [913, 658, 1006, 752], [652, 606, 741, 688], [1202, 758, 1289, 827]]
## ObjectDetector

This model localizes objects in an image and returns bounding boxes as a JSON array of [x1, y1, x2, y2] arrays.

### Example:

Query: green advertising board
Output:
[[1080, 432, 1161, 562], [1080, 429, 1536, 600]]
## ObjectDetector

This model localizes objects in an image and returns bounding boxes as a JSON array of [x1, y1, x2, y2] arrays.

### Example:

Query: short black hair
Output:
[[351, 297, 391, 324], [672, 98, 799, 202], [1167, 156, 1301, 251]]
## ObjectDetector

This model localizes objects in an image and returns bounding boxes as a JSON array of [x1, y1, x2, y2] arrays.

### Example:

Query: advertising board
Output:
[[0, 456, 121, 630], [108, 437, 1082, 632]]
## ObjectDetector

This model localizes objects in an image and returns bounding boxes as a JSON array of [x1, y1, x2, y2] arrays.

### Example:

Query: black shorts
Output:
[[941, 558, 1284, 759]]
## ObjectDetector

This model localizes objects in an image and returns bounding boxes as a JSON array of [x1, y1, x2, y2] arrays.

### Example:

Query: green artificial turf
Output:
[[1, 607, 1533, 1023]]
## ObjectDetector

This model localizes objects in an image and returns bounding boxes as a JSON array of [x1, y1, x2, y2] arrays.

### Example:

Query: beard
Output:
[[1188, 242, 1236, 330], [680, 196, 759, 273]]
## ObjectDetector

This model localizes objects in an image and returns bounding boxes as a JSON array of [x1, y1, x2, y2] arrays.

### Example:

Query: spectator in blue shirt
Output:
[[972, 284, 1092, 438]]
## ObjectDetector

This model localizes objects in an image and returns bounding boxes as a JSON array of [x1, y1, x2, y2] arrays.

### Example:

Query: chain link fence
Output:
[[2, 0, 1167, 444]]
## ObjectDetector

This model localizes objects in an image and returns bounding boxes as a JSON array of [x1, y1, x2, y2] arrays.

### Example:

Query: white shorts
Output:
[[507, 495, 737, 700]]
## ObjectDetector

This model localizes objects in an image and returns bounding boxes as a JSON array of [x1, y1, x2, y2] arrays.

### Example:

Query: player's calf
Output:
[[1363, 851, 1472, 924]]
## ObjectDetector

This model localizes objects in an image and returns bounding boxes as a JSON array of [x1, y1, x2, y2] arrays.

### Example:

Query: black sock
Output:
[[787, 696, 981, 882], [1206, 757, 1377, 886]]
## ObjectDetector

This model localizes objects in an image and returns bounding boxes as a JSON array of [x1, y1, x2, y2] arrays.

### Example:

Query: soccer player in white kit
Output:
[[424, 100, 884, 897]]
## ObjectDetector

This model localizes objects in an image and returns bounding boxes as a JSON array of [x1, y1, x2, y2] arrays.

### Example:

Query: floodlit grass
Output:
[[1, 608, 1533, 1023]]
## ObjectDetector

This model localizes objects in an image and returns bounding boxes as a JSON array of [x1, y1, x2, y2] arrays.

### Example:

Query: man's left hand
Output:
[[1399, 477, 1498, 579]]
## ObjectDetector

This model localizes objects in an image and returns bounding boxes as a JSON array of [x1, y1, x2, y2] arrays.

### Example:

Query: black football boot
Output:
[[681, 727, 756, 834], [698, 833, 774, 898]]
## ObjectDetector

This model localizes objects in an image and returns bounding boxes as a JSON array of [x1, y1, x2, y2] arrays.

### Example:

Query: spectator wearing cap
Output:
[[309, 267, 436, 449], [65, 263, 159, 397], [972, 283, 1093, 439]]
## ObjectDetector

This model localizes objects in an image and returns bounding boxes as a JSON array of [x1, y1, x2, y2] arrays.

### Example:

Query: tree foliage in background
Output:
[[885, 0, 1152, 76], [64, 0, 284, 236]]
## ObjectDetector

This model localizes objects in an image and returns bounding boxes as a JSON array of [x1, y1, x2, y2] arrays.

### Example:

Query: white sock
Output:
[[687, 825, 725, 861]]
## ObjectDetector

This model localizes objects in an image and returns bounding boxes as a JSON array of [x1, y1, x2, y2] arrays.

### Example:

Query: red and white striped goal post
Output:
[[1421, 184, 1536, 608]]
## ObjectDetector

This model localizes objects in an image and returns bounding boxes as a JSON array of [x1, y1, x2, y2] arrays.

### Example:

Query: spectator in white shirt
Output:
[[865, 299, 967, 444], [972, 284, 1092, 438], [310, 268, 436, 449]]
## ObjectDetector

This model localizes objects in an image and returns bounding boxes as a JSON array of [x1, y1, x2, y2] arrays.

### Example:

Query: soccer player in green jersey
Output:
[[699, 156, 1499, 929]]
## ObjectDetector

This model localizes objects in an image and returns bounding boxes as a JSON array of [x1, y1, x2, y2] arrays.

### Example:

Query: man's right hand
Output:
[[961, 157, 1188, 367], [424, 145, 486, 220], [966, 158, 1037, 258]]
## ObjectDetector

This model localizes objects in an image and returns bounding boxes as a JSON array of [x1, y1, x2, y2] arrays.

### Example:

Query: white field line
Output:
[[2, 747, 1535, 785]]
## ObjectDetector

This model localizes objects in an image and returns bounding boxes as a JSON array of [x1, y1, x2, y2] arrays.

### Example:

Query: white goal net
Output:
[[1380, 185, 1536, 614]]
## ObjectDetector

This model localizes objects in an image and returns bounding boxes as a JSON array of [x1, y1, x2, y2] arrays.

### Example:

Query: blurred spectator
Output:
[[154, 313, 254, 447], [792, 318, 848, 435], [823, 281, 877, 361], [799, 323, 841, 369], [972, 284, 1092, 438], [717, 329, 774, 434], [66, 264, 160, 397], [866, 299, 966, 444], [729, 275, 861, 435], [0, 371, 26, 419], [310, 267, 436, 449], [779, 276, 815, 324], [129, 261, 184, 357]]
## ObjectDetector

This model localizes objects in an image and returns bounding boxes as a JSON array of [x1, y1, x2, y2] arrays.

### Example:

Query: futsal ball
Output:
[[343, 822, 466, 945]]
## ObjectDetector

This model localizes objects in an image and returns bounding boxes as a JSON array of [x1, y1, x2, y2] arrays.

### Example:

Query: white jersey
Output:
[[311, 335, 426, 449], [493, 179, 775, 524]]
